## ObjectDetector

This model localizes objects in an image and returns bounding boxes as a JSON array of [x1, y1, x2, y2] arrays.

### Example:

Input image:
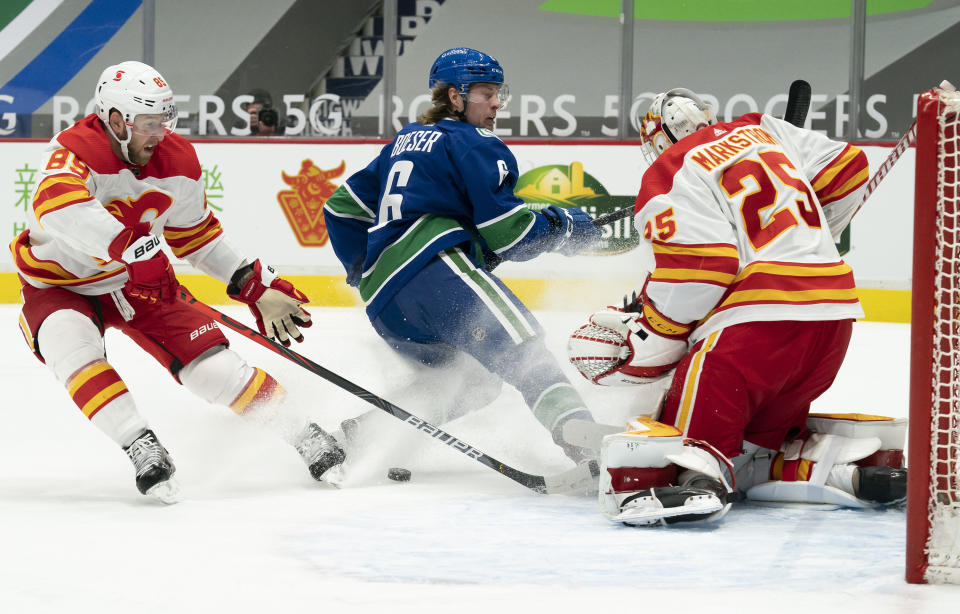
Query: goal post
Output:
[[907, 83, 960, 584]]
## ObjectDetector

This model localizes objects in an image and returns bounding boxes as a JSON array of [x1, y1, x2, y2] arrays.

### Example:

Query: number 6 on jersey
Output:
[[377, 160, 414, 226]]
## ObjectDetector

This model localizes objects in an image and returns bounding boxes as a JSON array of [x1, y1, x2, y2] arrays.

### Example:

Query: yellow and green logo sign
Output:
[[515, 161, 638, 255]]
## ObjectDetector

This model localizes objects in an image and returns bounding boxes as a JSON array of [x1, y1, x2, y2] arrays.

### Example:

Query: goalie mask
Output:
[[428, 47, 511, 109], [95, 61, 178, 163], [639, 88, 715, 164]]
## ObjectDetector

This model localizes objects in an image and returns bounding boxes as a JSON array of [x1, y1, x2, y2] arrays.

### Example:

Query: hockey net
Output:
[[907, 84, 960, 584]]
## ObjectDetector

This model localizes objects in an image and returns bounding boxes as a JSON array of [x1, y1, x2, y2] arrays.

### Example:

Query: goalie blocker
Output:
[[599, 413, 906, 526]]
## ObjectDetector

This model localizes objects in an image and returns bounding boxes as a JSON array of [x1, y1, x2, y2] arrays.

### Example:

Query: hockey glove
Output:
[[541, 205, 601, 256], [569, 304, 688, 386], [227, 259, 312, 346], [108, 222, 178, 303]]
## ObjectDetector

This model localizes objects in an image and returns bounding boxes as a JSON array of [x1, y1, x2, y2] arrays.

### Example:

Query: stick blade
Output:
[[784, 79, 812, 127], [542, 460, 601, 495]]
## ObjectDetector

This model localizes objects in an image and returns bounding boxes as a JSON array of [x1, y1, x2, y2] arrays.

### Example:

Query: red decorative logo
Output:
[[104, 190, 172, 227], [277, 159, 346, 247]]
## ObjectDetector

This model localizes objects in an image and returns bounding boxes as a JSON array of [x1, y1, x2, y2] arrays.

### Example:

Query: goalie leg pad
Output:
[[599, 417, 733, 525], [806, 413, 906, 468], [745, 414, 907, 508]]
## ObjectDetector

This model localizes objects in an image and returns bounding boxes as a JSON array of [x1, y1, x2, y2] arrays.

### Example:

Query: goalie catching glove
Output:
[[227, 260, 312, 346], [108, 222, 178, 303], [567, 294, 690, 386]]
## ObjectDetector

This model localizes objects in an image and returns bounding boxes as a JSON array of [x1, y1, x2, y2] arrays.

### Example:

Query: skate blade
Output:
[[319, 464, 345, 488], [614, 494, 722, 525], [146, 477, 183, 505]]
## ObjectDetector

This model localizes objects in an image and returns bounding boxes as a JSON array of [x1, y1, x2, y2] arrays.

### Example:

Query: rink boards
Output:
[[0, 139, 914, 321]]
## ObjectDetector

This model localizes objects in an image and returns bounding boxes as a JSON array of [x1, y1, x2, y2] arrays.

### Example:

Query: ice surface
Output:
[[1, 305, 957, 613]]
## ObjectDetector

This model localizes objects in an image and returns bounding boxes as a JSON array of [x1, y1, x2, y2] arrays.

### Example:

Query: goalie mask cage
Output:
[[907, 85, 960, 584]]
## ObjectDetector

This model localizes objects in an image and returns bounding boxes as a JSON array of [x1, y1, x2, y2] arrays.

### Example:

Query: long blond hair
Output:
[[417, 84, 461, 124]]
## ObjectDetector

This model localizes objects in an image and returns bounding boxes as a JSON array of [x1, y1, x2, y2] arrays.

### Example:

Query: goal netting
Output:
[[907, 83, 960, 584]]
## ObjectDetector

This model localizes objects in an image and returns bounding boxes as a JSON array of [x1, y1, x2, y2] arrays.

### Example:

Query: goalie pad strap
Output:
[[807, 434, 844, 486], [770, 454, 815, 482], [607, 465, 678, 492]]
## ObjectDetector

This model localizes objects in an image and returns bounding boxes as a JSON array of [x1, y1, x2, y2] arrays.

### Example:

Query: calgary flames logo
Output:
[[103, 190, 172, 227], [277, 159, 346, 247]]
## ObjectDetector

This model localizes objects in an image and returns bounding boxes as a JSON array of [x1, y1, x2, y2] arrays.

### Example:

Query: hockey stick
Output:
[[852, 119, 917, 216], [783, 79, 812, 127], [854, 81, 956, 213], [591, 203, 634, 227], [176, 290, 599, 495], [592, 79, 814, 228]]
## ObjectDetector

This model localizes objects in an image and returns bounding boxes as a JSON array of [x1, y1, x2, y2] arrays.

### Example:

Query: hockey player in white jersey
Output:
[[567, 88, 907, 524], [11, 61, 344, 503]]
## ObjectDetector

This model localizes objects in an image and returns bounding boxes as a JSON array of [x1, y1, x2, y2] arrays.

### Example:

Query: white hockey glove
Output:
[[568, 299, 689, 386], [227, 259, 312, 346]]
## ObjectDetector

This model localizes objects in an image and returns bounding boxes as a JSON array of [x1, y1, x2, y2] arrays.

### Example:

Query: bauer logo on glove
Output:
[[107, 222, 179, 304], [568, 304, 688, 386]]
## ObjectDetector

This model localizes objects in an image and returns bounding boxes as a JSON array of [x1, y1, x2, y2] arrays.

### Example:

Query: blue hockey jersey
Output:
[[324, 118, 558, 318]]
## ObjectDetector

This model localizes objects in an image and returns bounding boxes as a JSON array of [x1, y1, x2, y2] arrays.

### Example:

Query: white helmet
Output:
[[94, 61, 177, 162], [639, 87, 715, 164]]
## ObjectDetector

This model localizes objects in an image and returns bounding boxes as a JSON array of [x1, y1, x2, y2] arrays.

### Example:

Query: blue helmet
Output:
[[428, 47, 504, 95]]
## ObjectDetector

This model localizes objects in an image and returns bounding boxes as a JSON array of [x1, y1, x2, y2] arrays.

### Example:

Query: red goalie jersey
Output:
[[11, 115, 245, 294], [633, 112, 869, 344]]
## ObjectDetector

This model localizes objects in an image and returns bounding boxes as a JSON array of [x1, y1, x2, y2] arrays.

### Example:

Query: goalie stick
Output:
[[783, 79, 812, 128], [592, 79, 813, 228], [852, 81, 955, 216], [176, 290, 599, 495], [850, 118, 917, 218]]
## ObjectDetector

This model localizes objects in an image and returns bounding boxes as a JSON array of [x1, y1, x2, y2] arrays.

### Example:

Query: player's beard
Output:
[[128, 139, 159, 165]]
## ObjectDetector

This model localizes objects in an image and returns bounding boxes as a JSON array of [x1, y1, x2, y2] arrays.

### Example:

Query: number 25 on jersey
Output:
[[722, 151, 821, 250], [644, 151, 822, 250]]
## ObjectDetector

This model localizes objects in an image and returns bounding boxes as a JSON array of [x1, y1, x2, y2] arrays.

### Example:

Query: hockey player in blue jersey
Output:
[[323, 47, 605, 471]]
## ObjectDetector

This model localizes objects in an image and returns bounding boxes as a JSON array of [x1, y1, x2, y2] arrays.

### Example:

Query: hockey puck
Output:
[[387, 467, 412, 482]]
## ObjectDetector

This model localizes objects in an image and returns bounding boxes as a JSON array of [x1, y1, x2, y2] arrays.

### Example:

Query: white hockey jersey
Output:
[[10, 115, 245, 295], [633, 112, 870, 344]]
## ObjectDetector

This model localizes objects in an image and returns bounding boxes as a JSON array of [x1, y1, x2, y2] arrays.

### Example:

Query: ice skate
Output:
[[558, 441, 596, 464], [554, 416, 618, 464], [855, 466, 907, 505], [295, 423, 346, 482], [615, 485, 726, 526], [124, 429, 181, 504]]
